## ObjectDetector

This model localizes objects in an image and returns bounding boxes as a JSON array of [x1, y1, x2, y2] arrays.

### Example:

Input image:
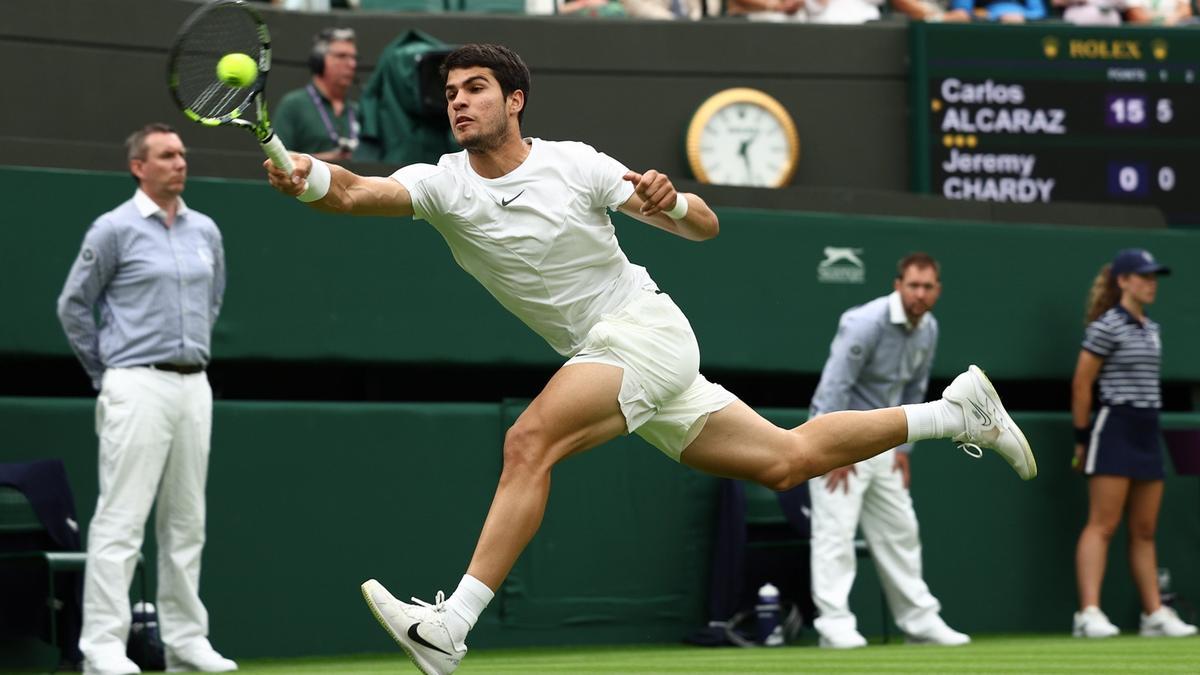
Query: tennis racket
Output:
[[167, 0, 294, 174]]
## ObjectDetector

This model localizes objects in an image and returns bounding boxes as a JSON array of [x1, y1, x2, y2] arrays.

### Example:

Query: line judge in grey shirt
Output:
[[807, 252, 969, 649], [56, 123, 236, 675]]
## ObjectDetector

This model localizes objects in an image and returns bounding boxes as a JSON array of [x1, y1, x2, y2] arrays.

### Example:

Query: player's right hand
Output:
[[1072, 443, 1085, 473], [263, 153, 311, 197]]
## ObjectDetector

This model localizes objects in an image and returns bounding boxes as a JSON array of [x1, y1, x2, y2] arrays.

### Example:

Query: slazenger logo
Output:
[[817, 247, 865, 284]]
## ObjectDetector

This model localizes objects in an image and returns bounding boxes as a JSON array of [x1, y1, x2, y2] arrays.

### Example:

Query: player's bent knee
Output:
[[501, 423, 552, 476]]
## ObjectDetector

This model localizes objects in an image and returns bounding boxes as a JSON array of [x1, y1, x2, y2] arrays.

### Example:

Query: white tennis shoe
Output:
[[361, 579, 466, 675], [906, 620, 971, 646], [817, 629, 868, 649], [1140, 605, 1198, 637], [942, 365, 1037, 480], [164, 638, 237, 672], [1073, 606, 1120, 638]]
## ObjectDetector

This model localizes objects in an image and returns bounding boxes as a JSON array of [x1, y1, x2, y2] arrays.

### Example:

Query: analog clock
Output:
[[686, 88, 800, 188]]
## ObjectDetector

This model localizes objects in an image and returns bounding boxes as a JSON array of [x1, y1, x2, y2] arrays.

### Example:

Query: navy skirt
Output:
[[1084, 405, 1164, 480]]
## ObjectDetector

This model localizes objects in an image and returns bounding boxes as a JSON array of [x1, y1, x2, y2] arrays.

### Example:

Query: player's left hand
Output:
[[624, 170, 677, 217], [893, 451, 911, 489]]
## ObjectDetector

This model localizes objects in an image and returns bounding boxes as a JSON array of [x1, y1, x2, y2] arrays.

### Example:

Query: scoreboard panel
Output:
[[910, 24, 1200, 225]]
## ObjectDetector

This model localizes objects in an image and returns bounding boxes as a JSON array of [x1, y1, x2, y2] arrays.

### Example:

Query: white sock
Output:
[[443, 574, 494, 647], [901, 399, 964, 443]]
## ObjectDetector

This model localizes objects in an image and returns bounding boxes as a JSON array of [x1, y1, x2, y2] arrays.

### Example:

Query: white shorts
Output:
[[565, 289, 736, 461]]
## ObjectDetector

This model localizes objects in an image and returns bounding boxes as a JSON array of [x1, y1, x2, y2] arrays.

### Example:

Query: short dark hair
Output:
[[896, 252, 940, 280], [440, 44, 531, 124], [126, 122, 178, 163]]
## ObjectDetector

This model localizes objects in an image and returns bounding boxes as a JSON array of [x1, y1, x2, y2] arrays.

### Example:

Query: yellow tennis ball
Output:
[[216, 53, 258, 88]]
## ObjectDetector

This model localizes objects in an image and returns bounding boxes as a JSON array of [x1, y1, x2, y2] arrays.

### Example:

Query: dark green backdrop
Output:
[[4, 166, 1200, 381], [2, 399, 1198, 658], [3, 166, 1199, 659]]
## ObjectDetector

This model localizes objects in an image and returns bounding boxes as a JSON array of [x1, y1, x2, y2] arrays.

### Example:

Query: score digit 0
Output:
[[1158, 166, 1176, 191]]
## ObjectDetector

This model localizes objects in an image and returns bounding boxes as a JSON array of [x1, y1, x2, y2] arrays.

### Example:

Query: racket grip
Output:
[[260, 133, 295, 174]]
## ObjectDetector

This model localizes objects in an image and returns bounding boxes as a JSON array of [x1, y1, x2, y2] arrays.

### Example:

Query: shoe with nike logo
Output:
[[361, 579, 466, 675], [942, 365, 1037, 480]]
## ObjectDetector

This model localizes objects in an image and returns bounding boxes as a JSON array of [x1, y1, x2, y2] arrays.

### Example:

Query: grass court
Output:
[[216, 634, 1200, 673]]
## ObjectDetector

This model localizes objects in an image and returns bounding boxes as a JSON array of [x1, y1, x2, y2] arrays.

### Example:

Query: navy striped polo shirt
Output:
[[1082, 305, 1162, 409]]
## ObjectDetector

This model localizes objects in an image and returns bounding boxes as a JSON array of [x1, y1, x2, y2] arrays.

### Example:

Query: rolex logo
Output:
[[1043, 37, 1060, 60], [1152, 39, 1168, 61]]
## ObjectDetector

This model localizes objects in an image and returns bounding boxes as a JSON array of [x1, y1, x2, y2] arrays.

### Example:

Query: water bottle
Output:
[[130, 601, 157, 636], [755, 582, 785, 646], [128, 601, 166, 670]]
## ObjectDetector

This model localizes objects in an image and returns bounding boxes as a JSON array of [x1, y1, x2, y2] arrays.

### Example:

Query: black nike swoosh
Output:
[[970, 400, 993, 427], [501, 190, 525, 207], [407, 623, 453, 655]]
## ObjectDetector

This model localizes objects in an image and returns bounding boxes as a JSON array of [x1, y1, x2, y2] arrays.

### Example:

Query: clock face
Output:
[[687, 89, 799, 188]]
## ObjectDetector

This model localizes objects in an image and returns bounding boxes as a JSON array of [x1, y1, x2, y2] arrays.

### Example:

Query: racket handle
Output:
[[260, 133, 295, 174]]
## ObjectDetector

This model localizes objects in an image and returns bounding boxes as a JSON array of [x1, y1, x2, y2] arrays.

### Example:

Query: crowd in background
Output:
[[259, 0, 1196, 26]]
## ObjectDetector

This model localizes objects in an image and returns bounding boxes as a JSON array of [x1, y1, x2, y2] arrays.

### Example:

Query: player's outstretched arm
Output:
[[619, 170, 718, 242], [263, 154, 414, 218]]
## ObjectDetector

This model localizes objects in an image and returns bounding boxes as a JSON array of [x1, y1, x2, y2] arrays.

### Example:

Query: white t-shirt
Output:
[[391, 138, 655, 357]]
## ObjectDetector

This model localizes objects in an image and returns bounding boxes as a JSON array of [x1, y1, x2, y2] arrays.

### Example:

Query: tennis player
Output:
[[263, 44, 1036, 675]]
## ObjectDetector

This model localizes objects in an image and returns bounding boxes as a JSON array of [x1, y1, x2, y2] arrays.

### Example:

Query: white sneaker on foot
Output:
[[1140, 605, 1198, 637], [818, 630, 868, 649], [906, 621, 971, 646], [942, 365, 1037, 480], [361, 579, 466, 675], [1073, 606, 1120, 638], [164, 640, 237, 672], [82, 653, 141, 675]]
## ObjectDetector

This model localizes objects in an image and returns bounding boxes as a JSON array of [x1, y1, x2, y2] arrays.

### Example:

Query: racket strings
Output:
[[173, 5, 262, 119]]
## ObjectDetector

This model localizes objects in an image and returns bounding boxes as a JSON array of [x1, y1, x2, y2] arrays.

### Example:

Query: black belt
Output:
[[145, 362, 205, 375]]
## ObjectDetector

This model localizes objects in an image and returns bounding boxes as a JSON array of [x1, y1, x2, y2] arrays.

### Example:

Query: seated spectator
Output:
[[806, 0, 884, 23], [623, 0, 717, 19], [727, 0, 807, 21], [889, 0, 972, 20], [949, 0, 1045, 21], [526, 0, 629, 15], [1125, 0, 1194, 24], [273, 28, 360, 162], [1055, 0, 1127, 25], [805, 0, 969, 22]]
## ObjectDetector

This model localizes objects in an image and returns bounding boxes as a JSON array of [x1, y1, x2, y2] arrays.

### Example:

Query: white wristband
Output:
[[297, 155, 331, 203], [664, 193, 689, 220]]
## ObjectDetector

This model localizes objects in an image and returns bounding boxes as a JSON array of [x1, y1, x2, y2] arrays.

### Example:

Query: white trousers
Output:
[[80, 367, 214, 662], [810, 449, 942, 637]]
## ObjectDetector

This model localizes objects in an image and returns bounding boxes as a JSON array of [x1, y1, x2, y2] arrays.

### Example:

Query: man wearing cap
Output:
[[57, 123, 236, 674], [1070, 248, 1195, 640], [808, 252, 971, 649]]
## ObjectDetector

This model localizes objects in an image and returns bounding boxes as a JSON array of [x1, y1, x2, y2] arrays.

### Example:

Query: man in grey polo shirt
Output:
[[808, 252, 969, 649], [57, 123, 235, 675]]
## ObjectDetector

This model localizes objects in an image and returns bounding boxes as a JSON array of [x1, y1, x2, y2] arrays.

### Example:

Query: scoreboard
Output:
[[910, 24, 1200, 225]]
